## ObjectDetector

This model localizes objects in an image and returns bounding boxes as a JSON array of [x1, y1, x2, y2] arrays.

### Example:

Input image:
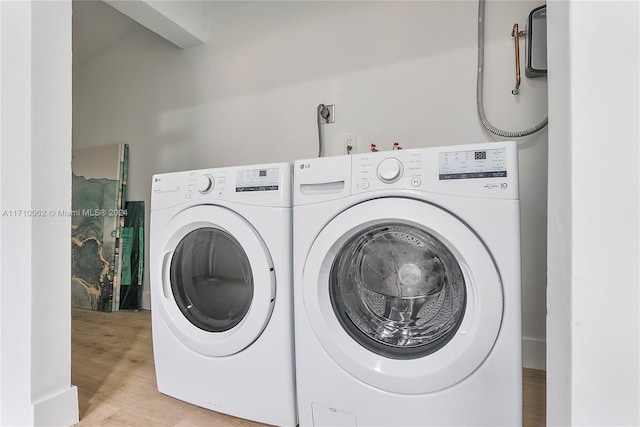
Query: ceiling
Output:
[[72, 0, 140, 67]]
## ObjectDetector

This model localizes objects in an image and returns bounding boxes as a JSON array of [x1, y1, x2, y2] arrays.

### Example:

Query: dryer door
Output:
[[302, 198, 503, 394], [156, 205, 275, 357]]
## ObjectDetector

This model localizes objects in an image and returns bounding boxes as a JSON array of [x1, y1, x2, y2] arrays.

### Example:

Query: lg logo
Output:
[[300, 163, 311, 170]]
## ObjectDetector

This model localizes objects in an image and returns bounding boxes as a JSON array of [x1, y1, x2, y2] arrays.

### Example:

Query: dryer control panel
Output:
[[151, 162, 292, 210], [236, 167, 280, 192]]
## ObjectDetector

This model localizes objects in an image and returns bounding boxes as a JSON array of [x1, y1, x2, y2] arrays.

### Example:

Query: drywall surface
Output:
[[545, 0, 572, 424], [73, 1, 548, 368], [547, 0, 639, 425], [1, 2, 35, 421], [1, 1, 78, 425]]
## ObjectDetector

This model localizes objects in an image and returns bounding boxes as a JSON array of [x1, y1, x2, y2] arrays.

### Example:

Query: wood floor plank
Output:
[[72, 307, 545, 426], [523, 367, 546, 427], [93, 407, 173, 427], [74, 401, 120, 427], [175, 408, 268, 427]]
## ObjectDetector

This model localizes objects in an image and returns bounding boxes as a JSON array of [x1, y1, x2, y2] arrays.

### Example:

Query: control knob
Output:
[[376, 158, 404, 183], [196, 174, 214, 194]]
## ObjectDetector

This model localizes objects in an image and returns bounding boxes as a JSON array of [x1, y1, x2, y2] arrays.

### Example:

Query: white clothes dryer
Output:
[[151, 163, 296, 426], [293, 142, 522, 426]]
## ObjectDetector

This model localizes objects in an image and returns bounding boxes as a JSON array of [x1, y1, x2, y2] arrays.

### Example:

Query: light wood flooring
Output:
[[72, 308, 546, 426]]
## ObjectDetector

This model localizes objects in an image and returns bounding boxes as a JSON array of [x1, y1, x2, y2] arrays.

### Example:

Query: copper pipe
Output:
[[511, 23, 525, 95]]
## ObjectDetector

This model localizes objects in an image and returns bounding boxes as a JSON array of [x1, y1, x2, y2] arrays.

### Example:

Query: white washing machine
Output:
[[293, 142, 522, 426], [150, 163, 296, 426]]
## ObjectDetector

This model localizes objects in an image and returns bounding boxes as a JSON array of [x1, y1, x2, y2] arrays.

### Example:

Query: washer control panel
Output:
[[439, 147, 507, 180], [353, 150, 423, 192], [350, 143, 518, 199]]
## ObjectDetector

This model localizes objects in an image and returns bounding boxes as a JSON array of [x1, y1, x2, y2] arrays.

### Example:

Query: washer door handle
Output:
[[162, 251, 173, 299]]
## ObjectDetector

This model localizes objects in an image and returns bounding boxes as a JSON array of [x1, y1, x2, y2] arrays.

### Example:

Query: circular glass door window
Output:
[[330, 223, 466, 359], [171, 227, 253, 332]]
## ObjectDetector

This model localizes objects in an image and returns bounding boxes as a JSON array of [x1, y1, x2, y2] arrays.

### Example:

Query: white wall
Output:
[[547, 1, 640, 425], [1, 2, 34, 421], [0, 1, 78, 425], [73, 0, 548, 369]]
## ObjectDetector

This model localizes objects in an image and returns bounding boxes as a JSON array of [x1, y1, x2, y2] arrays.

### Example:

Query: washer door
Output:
[[302, 198, 503, 394], [157, 205, 275, 357]]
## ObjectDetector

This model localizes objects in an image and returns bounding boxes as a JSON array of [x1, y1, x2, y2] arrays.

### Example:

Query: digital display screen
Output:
[[236, 167, 279, 192], [439, 148, 507, 180]]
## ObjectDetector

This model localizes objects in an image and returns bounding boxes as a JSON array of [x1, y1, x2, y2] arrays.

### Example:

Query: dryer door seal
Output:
[[302, 197, 503, 394], [155, 205, 275, 357]]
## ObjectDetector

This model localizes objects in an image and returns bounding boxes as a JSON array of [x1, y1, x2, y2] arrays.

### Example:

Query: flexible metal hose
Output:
[[477, 0, 548, 138], [317, 104, 327, 157]]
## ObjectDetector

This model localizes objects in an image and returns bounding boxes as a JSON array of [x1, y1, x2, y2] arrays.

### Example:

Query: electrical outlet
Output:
[[319, 104, 335, 124], [344, 134, 357, 154]]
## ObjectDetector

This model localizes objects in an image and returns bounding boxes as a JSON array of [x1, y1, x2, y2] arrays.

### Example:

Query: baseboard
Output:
[[142, 290, 151, 310], [523, 336, 546, 370], [33, 385, 78, 426]]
